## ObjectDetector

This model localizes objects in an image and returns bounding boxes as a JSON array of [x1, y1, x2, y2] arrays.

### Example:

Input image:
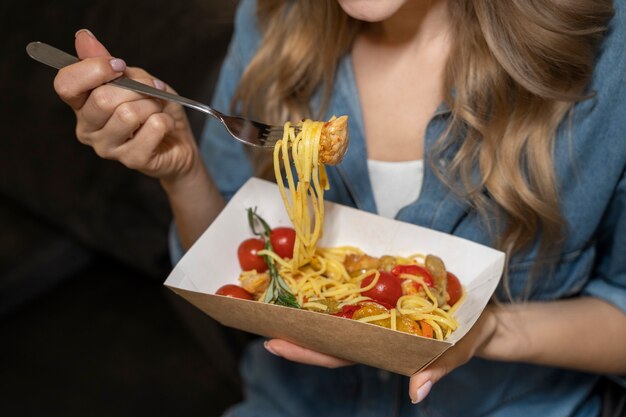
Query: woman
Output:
[[53, 0, 626, 415]]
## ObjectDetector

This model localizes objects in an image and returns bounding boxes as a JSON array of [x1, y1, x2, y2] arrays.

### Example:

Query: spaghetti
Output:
[[273, 119, 328, 268], [243, 116, 462, 340]]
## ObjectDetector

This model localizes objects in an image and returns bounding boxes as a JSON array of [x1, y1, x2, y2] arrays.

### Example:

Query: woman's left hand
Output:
[[407, 306, 497, 403], [263, 305, 498, 404]]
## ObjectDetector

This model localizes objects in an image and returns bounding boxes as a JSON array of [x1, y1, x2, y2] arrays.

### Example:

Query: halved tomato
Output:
[[216, 284, 253, 300]]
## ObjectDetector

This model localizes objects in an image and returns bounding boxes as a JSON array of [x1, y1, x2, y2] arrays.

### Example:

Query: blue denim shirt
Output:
[[170, 1, 626, 416]]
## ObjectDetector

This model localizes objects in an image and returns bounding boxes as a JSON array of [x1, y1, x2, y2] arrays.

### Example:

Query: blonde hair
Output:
[[233, 0, 613, 265]]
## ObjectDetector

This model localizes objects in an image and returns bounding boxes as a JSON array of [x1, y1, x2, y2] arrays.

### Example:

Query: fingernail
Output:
[[412, 380, 433, 404], [153, 78, 166, 90], [264, 341, 281, 357], [75, 29, 95, 39], [109, 58, 126, 72]]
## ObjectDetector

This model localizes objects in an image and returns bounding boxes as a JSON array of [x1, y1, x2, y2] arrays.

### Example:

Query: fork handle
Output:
[[26, 41, 223, 121]]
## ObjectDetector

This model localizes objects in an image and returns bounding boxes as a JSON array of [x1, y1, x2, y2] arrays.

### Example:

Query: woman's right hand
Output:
[[54, 29, 200, 185]]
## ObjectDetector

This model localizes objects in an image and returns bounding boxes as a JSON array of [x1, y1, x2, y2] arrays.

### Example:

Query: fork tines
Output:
[[259, 125, 301, 146]]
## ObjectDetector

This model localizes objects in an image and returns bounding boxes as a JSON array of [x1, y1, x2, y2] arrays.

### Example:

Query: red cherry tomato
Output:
[[237, 238, 268, 272], [270, 227, 296, 259], [446, 272, 463, 306], [215, 284, 253, 300], [332, 304, 362, 319], [361, 271, 403, 306], [391, 265, 434, 288]]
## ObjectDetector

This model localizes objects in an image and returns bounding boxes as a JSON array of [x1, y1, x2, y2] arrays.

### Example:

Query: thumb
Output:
[[75, 29, 111, 59], [408, 362, 450, 404], [407, 308, 497, 404]]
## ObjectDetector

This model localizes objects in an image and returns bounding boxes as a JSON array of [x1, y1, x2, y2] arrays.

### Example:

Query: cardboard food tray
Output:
[[164, 178, 505, 376]]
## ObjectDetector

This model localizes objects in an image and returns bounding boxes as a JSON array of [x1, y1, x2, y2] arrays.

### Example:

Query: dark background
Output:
[[0, 1, 249, 416]]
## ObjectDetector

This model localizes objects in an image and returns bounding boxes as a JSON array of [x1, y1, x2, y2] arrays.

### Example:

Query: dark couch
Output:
[[0, 1, 247, 416]]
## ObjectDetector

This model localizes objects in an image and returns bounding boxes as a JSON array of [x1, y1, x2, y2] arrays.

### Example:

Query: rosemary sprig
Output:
[[247, 208, 300, 309]]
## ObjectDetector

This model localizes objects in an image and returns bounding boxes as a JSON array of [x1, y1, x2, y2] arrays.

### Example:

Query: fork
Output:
[[26, 41, 287, 148]]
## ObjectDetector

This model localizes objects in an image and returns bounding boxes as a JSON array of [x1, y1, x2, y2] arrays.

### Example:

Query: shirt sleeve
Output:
[[582, 167, 626, 387], [579, 3, 626, 385], [168, 0, 261, 265], [583, 166, 626, 312]]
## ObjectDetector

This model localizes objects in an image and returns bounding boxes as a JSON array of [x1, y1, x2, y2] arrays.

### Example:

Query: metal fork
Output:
[[26, 41, 286, 148]]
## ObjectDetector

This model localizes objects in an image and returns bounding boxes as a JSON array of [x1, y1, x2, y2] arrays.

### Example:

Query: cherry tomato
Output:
[[352, 302, 389, 324], [361, 271, 403, 306], [361, 300, 394, 310], [237, 238, 268, 272], [215, 284, 253, 300], [270, 227, 296, 259], [391, 265, 434, 288], [332, 300, 394, 319], [396, 315, 422, 336], [446, 271, 463, 306], [332, 304, 362, 319]]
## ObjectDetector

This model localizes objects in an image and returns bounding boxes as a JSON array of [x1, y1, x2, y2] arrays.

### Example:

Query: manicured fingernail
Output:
[[412, 380, 433, 404], [75, 29, 95, 39], [264, 341, 281, 357], [109, 58, 126, 72], [153, 78, 166, 90]]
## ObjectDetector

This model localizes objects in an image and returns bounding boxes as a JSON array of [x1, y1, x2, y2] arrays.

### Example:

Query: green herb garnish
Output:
[[247, 208, 300, 308]]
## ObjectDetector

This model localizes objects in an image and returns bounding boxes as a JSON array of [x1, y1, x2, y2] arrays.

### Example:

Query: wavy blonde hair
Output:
[[233, 0, 613, 264]]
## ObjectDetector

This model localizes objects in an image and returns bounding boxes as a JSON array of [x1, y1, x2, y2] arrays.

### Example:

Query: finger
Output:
[[408, 367, 437, 404], [53, 30, 126, 110], [116, 113, 177, 172], [409, 338, 475, 404], [85, 98, 165, 157], [75, 29, 110, 58], [54, 56, 126, 110], [78, 75, 164, 132], [408, 308, 498, 404], [264, 339, 353, 369]]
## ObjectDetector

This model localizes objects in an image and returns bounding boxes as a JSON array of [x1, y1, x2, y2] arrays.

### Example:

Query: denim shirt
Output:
[[170, 1, 626, 416]]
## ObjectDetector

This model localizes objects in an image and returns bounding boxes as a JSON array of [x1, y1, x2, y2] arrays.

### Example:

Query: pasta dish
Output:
[[217, 116, 463, 340]]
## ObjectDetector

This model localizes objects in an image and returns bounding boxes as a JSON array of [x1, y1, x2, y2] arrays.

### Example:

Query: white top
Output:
[[367, 159, 424, 219]]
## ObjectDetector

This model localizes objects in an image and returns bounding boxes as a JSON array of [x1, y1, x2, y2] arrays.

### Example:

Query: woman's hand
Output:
[[54, 29, 200, 185], [263, 339, 353, 369], [54, 29, 226, 250], [407, 306, 498, 403]]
